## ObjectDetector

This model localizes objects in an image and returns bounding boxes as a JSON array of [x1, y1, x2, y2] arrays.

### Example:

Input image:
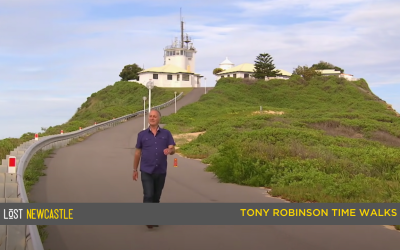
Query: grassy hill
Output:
[[0, 81, 191, 160], [161, 75, 400, 208]]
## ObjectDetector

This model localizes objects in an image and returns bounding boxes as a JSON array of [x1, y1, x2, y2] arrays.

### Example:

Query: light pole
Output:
[[204, 77, 207, 94], [146, 80, 154, 114], [174, 91, 177, 113], [142, 96, 147, 130]]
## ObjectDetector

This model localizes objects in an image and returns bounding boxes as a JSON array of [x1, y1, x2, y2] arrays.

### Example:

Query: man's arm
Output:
[[133, 148, 142, 171], [167, 131, 176, 155], [134, 132, 143, 171]]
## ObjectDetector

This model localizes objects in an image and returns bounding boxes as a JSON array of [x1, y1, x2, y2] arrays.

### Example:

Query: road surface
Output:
[[30, 88, 400, 250]]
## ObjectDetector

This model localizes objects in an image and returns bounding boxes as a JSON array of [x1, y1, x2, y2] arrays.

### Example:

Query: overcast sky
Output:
[[1, 0, 399, 139]]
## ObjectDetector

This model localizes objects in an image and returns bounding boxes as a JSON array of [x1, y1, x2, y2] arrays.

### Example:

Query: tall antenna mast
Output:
[[180, 8, 184, 48]]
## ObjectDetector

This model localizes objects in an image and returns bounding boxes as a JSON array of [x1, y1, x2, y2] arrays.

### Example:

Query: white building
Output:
[[339, 73, 360, 81], [215, 62, 292, 80], [137, 19, 203, 88], [315, 69, 359, 81], [219, 57, 235, 70], [316, 69, 342, 76]]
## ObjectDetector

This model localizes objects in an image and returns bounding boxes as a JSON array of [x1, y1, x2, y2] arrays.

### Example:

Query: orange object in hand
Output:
[[174, 158, 178, 167]]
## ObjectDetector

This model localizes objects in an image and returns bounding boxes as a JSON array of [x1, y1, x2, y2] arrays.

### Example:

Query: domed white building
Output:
[[219, 57, 235, 70]]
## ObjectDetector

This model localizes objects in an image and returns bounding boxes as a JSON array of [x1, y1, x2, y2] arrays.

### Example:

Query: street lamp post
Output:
[[204, 77, 207, 94], [142, 96, 147, 130], [174, 91, 177, 113], [146, 80, 154, 114]]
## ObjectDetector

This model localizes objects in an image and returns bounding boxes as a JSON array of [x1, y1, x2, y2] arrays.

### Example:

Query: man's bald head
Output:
[[150, 108, 161, 118], [148, 108, 161, 126]]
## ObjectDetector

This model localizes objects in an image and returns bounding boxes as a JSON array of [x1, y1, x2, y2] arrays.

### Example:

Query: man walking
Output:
[[133, 108, 176, 229]]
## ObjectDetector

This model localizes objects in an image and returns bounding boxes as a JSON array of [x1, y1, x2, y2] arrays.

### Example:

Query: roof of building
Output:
[[220, 57, 234, 65], [217, 63, 254, 73], [216, 63, 292, 76], [139, 64, 192, 74]]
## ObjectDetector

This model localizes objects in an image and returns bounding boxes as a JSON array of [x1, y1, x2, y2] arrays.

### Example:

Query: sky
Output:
[[0, 0, 399, 140]]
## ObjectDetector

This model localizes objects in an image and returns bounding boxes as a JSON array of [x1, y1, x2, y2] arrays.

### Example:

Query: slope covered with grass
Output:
[[42, 81, 184, 135], [161, 75, 400, 204], [0, 81, 188, 159]]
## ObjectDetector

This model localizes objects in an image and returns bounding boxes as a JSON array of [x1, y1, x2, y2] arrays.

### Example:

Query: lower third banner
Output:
[[0, 203, 399, 225]]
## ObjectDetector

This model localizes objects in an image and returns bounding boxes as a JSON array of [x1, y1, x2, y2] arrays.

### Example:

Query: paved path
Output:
[[30, 88, 400, 250]]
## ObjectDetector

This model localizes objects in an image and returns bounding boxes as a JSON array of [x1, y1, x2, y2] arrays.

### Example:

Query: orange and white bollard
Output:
[[61, 130, 63, 134], [35, 133, 38, 141], [79, 127, 82, 130], [174, 158, 178, 167]]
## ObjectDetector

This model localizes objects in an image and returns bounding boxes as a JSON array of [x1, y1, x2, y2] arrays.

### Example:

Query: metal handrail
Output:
[[15, 92, 184, 250]]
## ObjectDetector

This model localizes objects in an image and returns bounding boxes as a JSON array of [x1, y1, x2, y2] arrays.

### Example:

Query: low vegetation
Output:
[[161, 75, 400, 229]]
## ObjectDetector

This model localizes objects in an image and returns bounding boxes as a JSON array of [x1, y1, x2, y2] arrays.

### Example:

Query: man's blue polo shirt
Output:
[[136, 126, 176, 174]]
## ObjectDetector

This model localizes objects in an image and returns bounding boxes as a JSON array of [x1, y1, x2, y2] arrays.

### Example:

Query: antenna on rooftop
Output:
[[180, 8, 184, 48]]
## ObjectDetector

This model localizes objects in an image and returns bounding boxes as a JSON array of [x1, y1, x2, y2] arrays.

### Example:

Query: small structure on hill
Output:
[[316, 69, 342, 76], [219, 57, 235, 70], [316, 69, 359, 81]]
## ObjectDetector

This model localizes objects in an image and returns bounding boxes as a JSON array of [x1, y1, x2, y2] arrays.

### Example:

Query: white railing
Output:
[[10, 92, 183, 250]]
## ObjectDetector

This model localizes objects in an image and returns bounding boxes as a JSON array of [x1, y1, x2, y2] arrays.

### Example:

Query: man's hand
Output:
[[164, 145, 175, 155], [133, 170, 138, 181], [163, 148, 170, 155]]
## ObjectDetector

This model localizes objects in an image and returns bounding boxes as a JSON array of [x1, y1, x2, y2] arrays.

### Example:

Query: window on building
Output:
[[221, 76, 224, 78], [233, 74, 236, 78], [186, 52, 192, 57], [180, 50, 183, 55], [177, 74, 180, 81], [173, 51, 175, 55], [153, 74, 158, 79], [228, 75, 230, 77], [244, 74, 249, 78], [182, 74, 190, 81], [167, 74, 172, 80]]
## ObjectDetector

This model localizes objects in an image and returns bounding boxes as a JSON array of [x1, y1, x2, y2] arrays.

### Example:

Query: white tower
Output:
[[219, 57, 234, 70], [163, 12, 197, 73]]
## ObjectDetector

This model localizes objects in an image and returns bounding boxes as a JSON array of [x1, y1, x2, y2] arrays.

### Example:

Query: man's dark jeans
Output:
[[141, 171, 166, 203]]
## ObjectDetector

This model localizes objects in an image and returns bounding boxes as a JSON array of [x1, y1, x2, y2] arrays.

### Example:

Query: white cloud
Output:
[[234, 0, 370, 17]]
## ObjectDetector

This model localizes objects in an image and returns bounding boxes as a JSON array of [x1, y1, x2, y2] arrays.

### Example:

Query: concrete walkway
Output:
[[29, 88, 400, 250]]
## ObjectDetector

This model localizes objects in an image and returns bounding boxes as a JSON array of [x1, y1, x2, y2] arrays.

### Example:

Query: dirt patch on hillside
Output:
[[370, 131, 400, 147], [172, 131, 206, 150], [310, 122, 400, 147], [310, 121, 363, 139], [252, 110, 285, 115], [171, 131, 207, 162]]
